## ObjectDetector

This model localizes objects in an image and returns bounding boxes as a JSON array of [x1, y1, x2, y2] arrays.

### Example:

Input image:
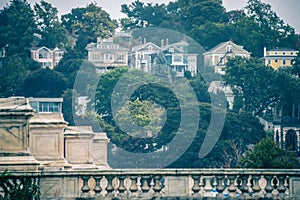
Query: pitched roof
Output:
[[203, 40, 250, 55], [268, 47, 298, 52], [131, 42, 160, 52]]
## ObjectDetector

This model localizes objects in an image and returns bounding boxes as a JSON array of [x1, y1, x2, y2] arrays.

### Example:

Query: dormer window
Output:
[[226, 45, 232, 53]]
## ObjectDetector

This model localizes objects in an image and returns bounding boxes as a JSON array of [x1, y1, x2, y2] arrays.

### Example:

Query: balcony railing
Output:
[[1, 168, 300, 199]]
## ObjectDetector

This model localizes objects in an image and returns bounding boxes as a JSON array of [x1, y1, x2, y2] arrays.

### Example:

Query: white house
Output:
[[204, 41, 251, 109], [86, 37, 129, 73], [30, 46, 64, 69], [203, 40, 251, 74], [129, 38, 198, 77]]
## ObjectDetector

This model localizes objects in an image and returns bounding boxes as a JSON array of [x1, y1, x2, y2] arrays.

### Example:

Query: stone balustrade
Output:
[[1, 168, 300, 199]]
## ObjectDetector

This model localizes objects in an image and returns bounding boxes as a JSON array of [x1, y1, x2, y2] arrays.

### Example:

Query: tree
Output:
[[242, 0, 296, 56], [0, 0, 36, 56], [114, 99, 166, 139], [168, 104, 265, 168], [120, 0, 226, 34], [93, 67, 129, 121], [239, 137, 299, 168], [0, 55, 39, 97], [61, 89, 78, 126], [55, 59, 97, 95], [120, 1, 170, 30], [22, 68, 66, 97], [61, 3, 117, 56], [223, 56, 278, 115], [34, 0, 69, 48]]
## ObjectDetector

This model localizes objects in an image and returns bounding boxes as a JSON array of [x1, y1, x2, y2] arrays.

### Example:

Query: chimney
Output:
[[166, 38, 169, 46], [97, 37, 102, 43], [143, 38, 147, 44], [263, 47, 267, 57], [161, 39, 164, 48]]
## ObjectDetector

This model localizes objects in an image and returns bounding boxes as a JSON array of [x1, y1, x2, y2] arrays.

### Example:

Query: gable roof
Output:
[[268, 47, 298, 52], [30, 46, 65, 52], [203, 41, 251, 55], [131, 42, 161, 52]]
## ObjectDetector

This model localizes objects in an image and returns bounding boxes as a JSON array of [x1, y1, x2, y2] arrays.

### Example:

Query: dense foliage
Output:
[[239, 137, 300, 168]]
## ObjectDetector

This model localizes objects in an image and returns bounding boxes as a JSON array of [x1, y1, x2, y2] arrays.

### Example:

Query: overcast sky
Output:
[[1, 0, 299, 32]]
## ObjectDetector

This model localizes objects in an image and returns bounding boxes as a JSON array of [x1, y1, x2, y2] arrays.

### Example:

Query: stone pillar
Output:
[[92, 132, 110, 169], [297, 130, 300, 152], [0, 98, 39, 171], [64, 126, 96, 169], [30, 113, 69, 170], [282, 129, 287, 150]]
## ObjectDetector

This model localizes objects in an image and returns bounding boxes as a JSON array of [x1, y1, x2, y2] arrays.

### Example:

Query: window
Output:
[[38, 102, 61, 113], [104, 54, 113, 60], [173, 55, 182, 63], [268, 60, 271, 65], [283, 60, 286, 65], [286, 130, 297, 151], [283, 52, 286, 55], [226, 45, 232, 53], [275, 59, 278, 63], [29, 101, 38, 112], [117, 54, 123, 61], [93, 53, 100, 61], [39, 50, 49, 59]]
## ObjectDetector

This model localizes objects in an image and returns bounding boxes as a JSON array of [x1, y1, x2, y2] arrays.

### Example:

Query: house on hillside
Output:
[[162, 39, 198, 77], [203, 40, 251, 74], [30, 46, 64, 69], [86, 37, 129, 73], [129, 38, 198, 77], [204, 41, 251, 109], [263, 47, 298, 69], [129, 39, 160, 73]]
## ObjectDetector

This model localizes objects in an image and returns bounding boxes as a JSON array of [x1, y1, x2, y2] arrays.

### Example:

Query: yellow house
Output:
[[263, 47, 298, 69]]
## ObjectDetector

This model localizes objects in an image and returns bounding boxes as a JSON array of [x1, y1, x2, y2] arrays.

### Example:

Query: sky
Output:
[[1, 0, 300, 32]]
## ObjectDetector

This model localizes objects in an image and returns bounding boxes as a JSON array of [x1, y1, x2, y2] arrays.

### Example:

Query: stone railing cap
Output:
[[30, 113, 67, 124]]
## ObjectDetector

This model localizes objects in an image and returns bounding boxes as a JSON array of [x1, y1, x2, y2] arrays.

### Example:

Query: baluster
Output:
[[129, 176, 139, 198], [277, 175, 287, 198], [140, 175, 151, 198], [239, 175, 251, 199], [191, 175, 200, 196], [216, 175, 225, 198], [285, 176, 289, 197], [203, 176, 213, 197], [105, 175, 115, 197], [252, 175, 262, 198], [227, 175, 237, 198], [141, 175, 151, 193], [152, 175, 162, 197], [80, 176, 90, 197], [264, 175, 275, 199], [117, 175, 127, 196], [211, 176, 218, 197], [199, 176, 206, 196], [94, 176, 103, 196]]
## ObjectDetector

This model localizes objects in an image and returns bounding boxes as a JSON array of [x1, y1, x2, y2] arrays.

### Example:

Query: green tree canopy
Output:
[[223, 56, 278, 115], [0, 0, 36, 56], [22, 68, 66, 97], [34, 0, 69, 48], [61, 3, 117, 56], [0, 55, 38, 97], [239, 137, 299, 168]]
